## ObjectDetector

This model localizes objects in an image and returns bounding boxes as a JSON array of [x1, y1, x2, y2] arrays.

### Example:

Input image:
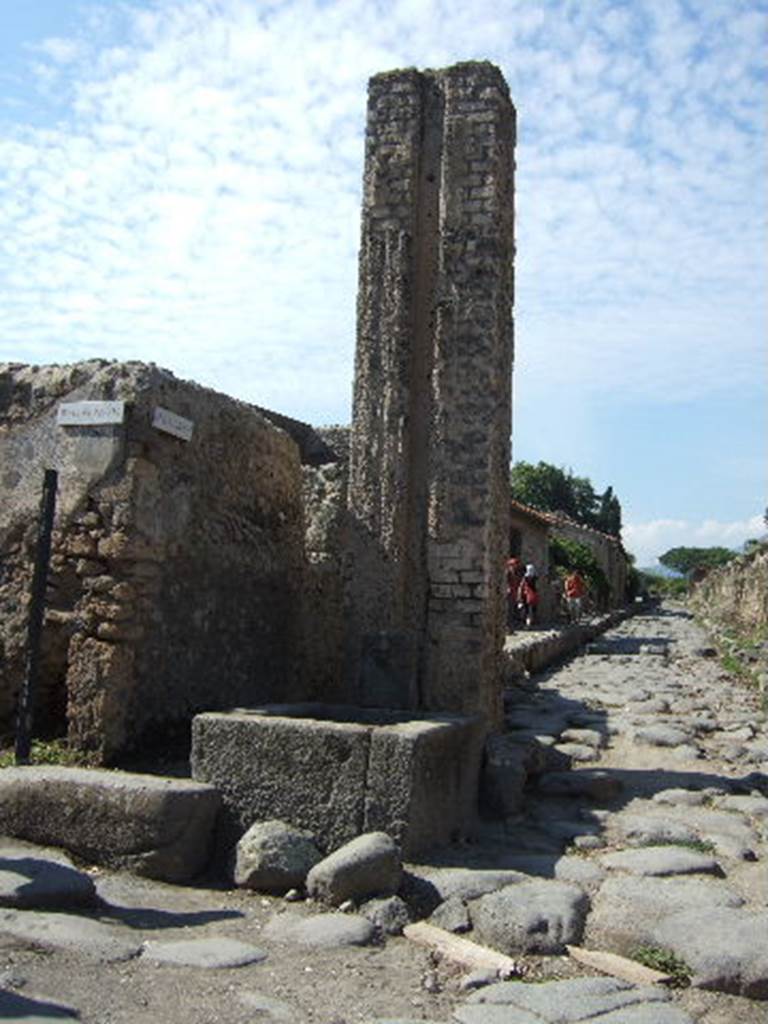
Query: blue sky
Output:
[[1, 0, 766, 566]]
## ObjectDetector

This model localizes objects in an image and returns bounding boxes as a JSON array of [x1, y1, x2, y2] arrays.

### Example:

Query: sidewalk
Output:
[[503, 607, 632, 680]]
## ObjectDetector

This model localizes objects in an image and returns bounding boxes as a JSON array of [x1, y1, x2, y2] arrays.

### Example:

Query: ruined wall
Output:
[[0, 360, 304, 761], [348, 62, 515, 726], [690, 547, 768, 635], [301, 427, 350, 702]]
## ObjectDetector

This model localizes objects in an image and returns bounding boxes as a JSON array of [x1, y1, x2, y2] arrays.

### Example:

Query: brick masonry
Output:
[[348, 62, 516, 728]]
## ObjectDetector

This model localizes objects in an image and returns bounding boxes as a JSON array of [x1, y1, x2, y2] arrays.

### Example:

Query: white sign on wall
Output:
[[152, 406, 194, 442], [57, 401, 125, 426]]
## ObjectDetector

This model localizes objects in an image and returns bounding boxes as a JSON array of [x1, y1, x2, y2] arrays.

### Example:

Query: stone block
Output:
[[191, 704, 485, 859], [0, 766, 220, 883]]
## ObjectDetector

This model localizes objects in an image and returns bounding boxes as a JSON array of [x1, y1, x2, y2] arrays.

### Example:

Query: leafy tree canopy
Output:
[[510, 461, 622, 535], [658, 546, 737, 576]]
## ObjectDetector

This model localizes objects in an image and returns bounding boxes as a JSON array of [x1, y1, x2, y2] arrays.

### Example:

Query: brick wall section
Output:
[[0, 360, 304, 761], [349, 63, 515, 726]]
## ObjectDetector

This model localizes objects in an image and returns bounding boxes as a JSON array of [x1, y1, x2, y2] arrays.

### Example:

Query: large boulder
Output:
[[306, 832, 402, 906], [0, 766, 220, 883], [234, 820, 322, 892]]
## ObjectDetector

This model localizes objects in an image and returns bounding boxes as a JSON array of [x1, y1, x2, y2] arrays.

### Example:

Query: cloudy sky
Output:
[[1, 0, 766, 566]]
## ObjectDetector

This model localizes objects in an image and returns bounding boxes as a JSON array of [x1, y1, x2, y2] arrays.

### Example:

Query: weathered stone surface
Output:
[[464, 976, 671, 1021], [0, 909, 141, 962], [653, 908, 768, 998], [237, 991, 296, 1023], [537, 769, 622, 803], [0, 845, 97, 909], [0, 359, 305, 760], [613, 813, 700, 847], [234, 820, 321, 892], [192, 705, 484, 858], [585, 875, 744, 952], [262, 911, 375, 947], [306, 832, 401, 906], [480, 734, 529, 817], [0, 766, 220, 882], [348, 62, 515, 726], [140, 937, 268, 968], [407, 866, 527, 904], [634, 724, 691, 747], [470, 880, 589, 954], [600, 847, 723, 877], [429, 895, 471, 933], [359, 895, 411, 935]]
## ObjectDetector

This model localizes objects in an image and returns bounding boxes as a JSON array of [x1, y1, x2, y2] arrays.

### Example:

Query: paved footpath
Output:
[[1, 603, 766, 1023]]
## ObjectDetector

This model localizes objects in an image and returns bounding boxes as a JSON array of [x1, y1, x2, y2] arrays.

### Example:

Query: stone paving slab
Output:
[[454, 976, 693, 1024], [262, 910, 375, 947], [140, 936, 268, 968], [599, 847, 723, 877], [0, 908, 141, 962], [653, 908, 768, 998], [0, 845, 97, 909]]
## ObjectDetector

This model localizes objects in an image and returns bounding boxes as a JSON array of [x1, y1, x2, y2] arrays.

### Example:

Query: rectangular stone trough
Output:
[[190, 704, 486, 858]]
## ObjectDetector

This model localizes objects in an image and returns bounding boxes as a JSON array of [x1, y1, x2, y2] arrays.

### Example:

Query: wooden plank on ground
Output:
[[403, 922, 519, 976], [566, 945, 672, 985]]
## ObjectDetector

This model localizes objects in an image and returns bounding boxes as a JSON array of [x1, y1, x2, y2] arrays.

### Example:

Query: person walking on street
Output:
[[517, 564, 539, 628], [564, 569, 587, 623], [506, 557, 524, 630]]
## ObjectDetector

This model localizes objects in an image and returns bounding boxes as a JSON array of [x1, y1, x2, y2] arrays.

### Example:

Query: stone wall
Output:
[[0, 360, 304, 761], [348, 62, 516, 727], [690, 546, 768, 635]]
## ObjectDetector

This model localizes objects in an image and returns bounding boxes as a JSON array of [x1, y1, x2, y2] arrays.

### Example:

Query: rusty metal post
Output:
[[15, 468, 58, 765]]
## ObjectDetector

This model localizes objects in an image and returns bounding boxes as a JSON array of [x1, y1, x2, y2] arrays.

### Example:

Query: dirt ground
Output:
[[2, 603, 766, 1024]]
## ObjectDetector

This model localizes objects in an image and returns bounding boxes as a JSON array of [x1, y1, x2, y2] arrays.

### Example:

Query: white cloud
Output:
[[623, 514, 766, 567], [0, 0, 764, 439]]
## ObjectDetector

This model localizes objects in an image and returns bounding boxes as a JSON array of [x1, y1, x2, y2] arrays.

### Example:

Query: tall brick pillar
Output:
[[348, 62, 515, 728]]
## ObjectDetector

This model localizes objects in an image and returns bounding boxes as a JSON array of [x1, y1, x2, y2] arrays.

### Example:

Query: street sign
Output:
[[152, 406, 194, 442], [57, 400, 125, 426]]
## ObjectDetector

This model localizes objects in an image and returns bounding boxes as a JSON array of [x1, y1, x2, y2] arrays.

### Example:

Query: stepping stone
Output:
[[717, 794, 768, 819], [0, 846, 97, 909], [0, 909, 141, 962], [462, 976, 674, 1022], [612, 814, 700, 847], [652, 789, 708, 807], [262, 910, 375, 947], [634, 725, 690, 748], [140, 936, 268, 968], [585, 876, 744, 952], [0, 989, 79, 1022], [237, 991, 296, 1022], [653, 907, 768, 998], [469, 879, 589, 955], [599, 847, 722, 877]]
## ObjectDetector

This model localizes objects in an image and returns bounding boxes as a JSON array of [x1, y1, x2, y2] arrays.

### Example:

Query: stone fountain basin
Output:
[[191, 703, 486, 858]]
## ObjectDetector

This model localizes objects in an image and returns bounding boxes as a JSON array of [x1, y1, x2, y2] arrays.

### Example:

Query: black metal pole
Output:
[[15, 468, 58, 765]]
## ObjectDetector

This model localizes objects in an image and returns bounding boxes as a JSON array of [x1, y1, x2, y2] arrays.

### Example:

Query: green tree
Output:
[[658, 546, 737, 576], [510, 461, 622, 535]]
